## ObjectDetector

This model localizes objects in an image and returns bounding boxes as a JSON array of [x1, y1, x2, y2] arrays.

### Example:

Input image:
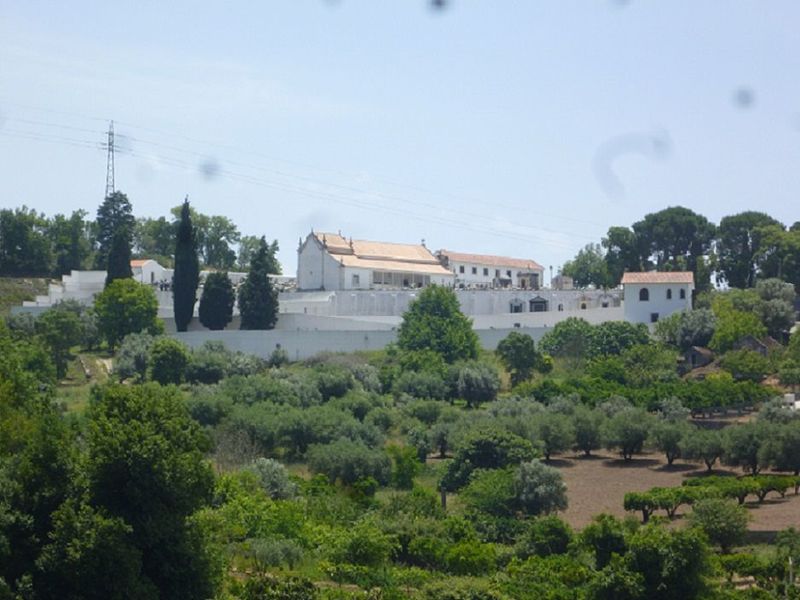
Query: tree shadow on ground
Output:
[[744, 530, 778, 545], [683, 468, 738, 478], [655, 462, 698, 473], [602, 458, 662, 469], [544, 458, 576, 469]]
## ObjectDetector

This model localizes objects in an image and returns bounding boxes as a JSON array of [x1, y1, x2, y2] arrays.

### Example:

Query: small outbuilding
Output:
[[621, 271, 694, 325]]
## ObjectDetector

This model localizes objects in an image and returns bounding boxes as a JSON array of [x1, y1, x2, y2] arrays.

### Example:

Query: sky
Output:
[[1, 1, 799, 279]]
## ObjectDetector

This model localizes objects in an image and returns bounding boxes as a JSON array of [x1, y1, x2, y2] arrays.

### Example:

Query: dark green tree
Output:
[[397, 285, 479, 363], [49, 210, 92, 276], [95, 191, 135, 269], [239, 237, 279, 330], [173, 199, 200, 332], [35, 308, 82, 378], [0, 206, 53, 276], [602, 225, 645, 285], [85, 383, 218, 598], [94, 279, 162, 349], [717, 211, 783, 288], [198, 272, 235, 330], [688, 498, 749, 553], [496, 331, 546, 386], [149, 337, 189, 385], [539, 317, 594, 360], [238, 235, 281, 273], [104, 228, 133, 286], [133, 216, 175, 265]]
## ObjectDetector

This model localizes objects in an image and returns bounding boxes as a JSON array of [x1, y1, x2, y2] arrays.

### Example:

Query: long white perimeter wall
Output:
[[174, 328, 543, 362], [173, 306, 624, 361]]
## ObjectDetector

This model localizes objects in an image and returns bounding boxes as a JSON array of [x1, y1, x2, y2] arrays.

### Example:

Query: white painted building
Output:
[[131, 259, 170, 285], [436, 250, 544, 289], [296, 231, 454, 291], [621, 271, 693, 324]]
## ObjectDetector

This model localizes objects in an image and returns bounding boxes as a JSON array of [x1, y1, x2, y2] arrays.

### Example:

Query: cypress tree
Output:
[[173, 199, 199, 332], [239, 236, 278, 330], [198, 271, 235, 330], [104, 229, 133, 286]]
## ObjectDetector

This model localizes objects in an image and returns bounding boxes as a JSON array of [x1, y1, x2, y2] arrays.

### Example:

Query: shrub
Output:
[[720, 349, 770, 383], [114, 332, 155, 382], [307, 439, 391, 486], [514, 459, 568, 516], [572, 406, 605, 456], [314, 365, 355, 401], [394, 370, 448, 401], [688, 498, 749, 553], [515, 516, 573, 559], [603, 408, 653, 461], [387, 445, 421, 489], [453, 361, 500, 407], [246, 458, 298, 500], [149, 337, 189, 385], [533, 412, 575, 460]]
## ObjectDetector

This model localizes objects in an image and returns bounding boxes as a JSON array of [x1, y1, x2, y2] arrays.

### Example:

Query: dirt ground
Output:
[[553, 450, 800, 535]]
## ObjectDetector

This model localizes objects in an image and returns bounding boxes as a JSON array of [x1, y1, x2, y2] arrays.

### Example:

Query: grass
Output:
[[0, 277, 48, 315], [55, 351, 112, 413]]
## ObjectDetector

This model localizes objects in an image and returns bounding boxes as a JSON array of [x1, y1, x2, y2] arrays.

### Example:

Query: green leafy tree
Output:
[[680, 427, 724, 472], [453, 361, 500, 407], [580, 514, 629, 569], [49, 210, 92, 276], [602, 225, 645, 285], [114, 332, 155, 382], [650, 420, 689, 466], [397, 285, 479, 363], [562, 243, 613, 288], [239, 237, 279, 330], [534, 412, 575, 460], [717, 211, 783, 288], [603, 408, 653, 461], [514, 459, 568, 515], [149, 337, 189, 385], [173, 199, 200, 332], [572, 406, 605, 456], [387, 445, 421, 489], [104, 228, 133, 286], [34, 308, 82, 378], [0, 206, 53, 276], [238, 235, 281, 273], [496, 331, 548, 386], [95, 191, 135, 269], [688, 498, 749, 553], [133, 216, 175, 265], [539, 317, 594, 360], [442, 428, 535, 490], [460, 467, 517, 518], [515, 516, 573, 558], [709, 296, 767, 353], [85, 383, 218, 598], [720, 349, 769, 382], [306, 438, 391, 486], [245, 458, 298, 500], [198, 271, 235, 330], [632, 206, 716, 290], [723, 421, 772, 475], [589, 321, 650, 357], [653, 308, 716, 351], [94, 279, 162, 350]]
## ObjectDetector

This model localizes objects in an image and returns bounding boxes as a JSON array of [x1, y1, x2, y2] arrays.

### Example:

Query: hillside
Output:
[[0, 277, 48, 315]]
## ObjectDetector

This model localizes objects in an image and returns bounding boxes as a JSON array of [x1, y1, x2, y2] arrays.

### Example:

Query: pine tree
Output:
[[104, 229, 133, 286], [95, 191, 135, 269], [239, 236, 278, 330], [173, 199, 199, 332]]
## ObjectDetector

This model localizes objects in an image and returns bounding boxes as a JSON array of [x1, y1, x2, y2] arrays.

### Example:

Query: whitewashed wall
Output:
[[622, 283, 692, 324]]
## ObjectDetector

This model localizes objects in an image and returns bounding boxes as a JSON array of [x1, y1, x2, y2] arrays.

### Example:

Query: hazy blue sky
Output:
[[2, 1, 799, 276]]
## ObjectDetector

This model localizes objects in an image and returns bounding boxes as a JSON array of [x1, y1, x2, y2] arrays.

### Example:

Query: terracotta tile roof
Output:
[[437, 250, 544, 271], [336, 255, 453, 276], [620, 271, 694, 284], [314, 232, 441, 264], [130, 259, 150, 267]]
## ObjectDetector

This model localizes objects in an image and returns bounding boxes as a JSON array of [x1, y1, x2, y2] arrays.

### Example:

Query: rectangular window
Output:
[[506, 270, 512, 277], [650, 313, 659, 323], [495, 269, 500, 278], [459, 265, 464, 274], [472, 267, 477, 275], [352, 274, 360, 287], [483, 268, 489, 276]]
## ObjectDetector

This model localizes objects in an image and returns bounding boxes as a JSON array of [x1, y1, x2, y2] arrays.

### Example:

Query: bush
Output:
[[515, 516, 573, 559], [453, 361, 500, 407], [460, 468, 516, 518], [387, 445, 421, 489], [444, 541, 497, 576], [114, 332, 155, 382], [330, 519, 399, 567], [246, 458, 298, 500], [603, 408, 653, 461], [514, 459, 568, 516], [314, 365, 355, 401], [572, 406, 605, 456], [533, 412, 575, 460], [149, 337, 189, 385], [688, 498, 749, 553], [394, 370, 448, 401], [307, 439, 391, 486], [94, 279, 162, 349], [720, 349, 770, 383]]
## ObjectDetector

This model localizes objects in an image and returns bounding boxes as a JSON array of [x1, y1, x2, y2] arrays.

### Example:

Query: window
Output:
[[580, 302, 587, 310], [558, 303, 564, 312], [510, 301, 523, 313], [495, 269, 500, 278], [680, 288, 686, 300], [472, 266, 477, 275], [483, 267, 489, 276], [639, 288, 649, 301], [506, 270, 512, 277], [352, 274, 360, 287], [650, 312, 660, 323], [666, 288, 672, 300], [530, 298, 548, 312], [459, 265, 464, 274]]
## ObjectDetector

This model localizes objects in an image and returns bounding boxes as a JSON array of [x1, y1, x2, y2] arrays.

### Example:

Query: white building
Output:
[[621, 271, 693, 324], [296, 231, 454, 291], [131, 259, 170, 285], [436, 250, 544, 289]]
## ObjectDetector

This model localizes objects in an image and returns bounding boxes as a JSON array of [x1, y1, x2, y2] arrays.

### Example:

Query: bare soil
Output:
[[552, 450, 800, 534]]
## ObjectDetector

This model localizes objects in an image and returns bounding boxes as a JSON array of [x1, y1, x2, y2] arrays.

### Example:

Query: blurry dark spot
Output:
[[199, 158, 220, 180], [593, 130, 672, 198], [733, 87, 755, 109], [612, 0, 631, 7], [114, 133, 133, 153], [430, 0, 448, 11]]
